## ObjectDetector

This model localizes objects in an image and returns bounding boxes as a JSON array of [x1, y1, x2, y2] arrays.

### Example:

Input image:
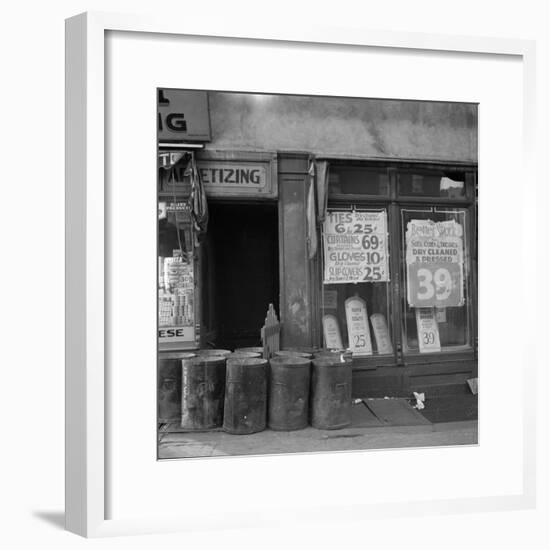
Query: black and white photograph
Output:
[[156, 89, 478, 459]]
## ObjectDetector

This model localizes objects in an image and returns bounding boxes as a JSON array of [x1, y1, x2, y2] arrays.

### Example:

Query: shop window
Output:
[[401, 208, 471, 352], [319, 163, 476, 362], [321, 208, 393, 356], [157, 198, 196, 347], [329, 166, 390, 197], [398, 171, 466, 199]]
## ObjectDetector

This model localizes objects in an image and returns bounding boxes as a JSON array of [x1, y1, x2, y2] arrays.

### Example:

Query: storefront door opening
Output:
[[203, 202, 279, 350]]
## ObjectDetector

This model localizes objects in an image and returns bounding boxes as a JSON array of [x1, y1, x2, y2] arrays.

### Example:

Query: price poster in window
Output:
[[406, 219, 464, 308], [345, 296, 373, 356], [323, 210, 389, 284], [322, 314, 344, 349], [416, 308, 441, 353]]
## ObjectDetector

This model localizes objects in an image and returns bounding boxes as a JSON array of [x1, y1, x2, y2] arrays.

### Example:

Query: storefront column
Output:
[[278, 153, 313, 349]]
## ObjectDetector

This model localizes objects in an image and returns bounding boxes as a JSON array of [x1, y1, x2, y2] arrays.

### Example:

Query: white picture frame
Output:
[[65, 11, 537, 537]]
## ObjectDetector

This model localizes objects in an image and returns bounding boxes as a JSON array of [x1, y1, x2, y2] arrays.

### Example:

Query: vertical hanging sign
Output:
[[345, 296, 373, 356]]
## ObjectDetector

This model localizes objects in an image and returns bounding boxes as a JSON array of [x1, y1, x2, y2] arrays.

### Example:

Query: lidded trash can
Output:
[[223, 358, 268, 435], [274, 350, 312, 360], [268, 356, 311, 431]]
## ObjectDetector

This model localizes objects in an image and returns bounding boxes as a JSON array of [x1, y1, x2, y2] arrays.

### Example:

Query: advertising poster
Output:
[[345, 296, 373, 356], [158, 255, 195, 345], [322, 314, 344, 350], [415, 308, 441, 353], [323, 210, 389, 284], [370, 313, 393, 355], [406, 219, 465, 308]]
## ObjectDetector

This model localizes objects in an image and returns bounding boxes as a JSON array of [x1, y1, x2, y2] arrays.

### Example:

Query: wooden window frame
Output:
[[319, 161, 478, 371]]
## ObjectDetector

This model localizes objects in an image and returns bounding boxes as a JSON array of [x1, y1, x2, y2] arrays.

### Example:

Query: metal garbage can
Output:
[[180, 355, 226, 430], [311, 357, 352, 430], [223, 358, 268, 435], [268, 356, 311, 431], [158, 351, 196, 423]]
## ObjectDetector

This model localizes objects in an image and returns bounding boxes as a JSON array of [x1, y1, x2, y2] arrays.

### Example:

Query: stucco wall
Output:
[[206, 92, 477, 164]]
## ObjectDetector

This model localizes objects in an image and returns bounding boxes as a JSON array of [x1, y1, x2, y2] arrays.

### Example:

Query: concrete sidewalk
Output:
[[158, 419, 478, 459]]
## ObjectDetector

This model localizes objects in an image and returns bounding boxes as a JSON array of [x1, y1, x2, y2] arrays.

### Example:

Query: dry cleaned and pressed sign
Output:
[[323, 210, 389, 284], [405, 219, 465, 308]]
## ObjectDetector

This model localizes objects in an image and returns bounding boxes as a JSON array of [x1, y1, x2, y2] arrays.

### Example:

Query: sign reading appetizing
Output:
[[199, 163, 267, 189], [323, 210, 389, 284], [406, 219, 464, 308]]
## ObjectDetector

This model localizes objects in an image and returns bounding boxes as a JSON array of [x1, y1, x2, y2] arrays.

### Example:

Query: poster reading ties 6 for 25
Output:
[[323, 210, 389, 284]]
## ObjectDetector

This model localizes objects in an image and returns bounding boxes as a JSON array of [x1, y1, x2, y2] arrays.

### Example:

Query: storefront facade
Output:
[[158, 90, 478, 398]]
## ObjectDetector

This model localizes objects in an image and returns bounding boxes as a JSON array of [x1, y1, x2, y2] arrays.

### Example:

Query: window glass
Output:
[[401, 208, 470, 352], [398, 172, 466, 199], [321, 208, 393, 356], [158, 198, 195, 342], [329, 167, 389, 196]]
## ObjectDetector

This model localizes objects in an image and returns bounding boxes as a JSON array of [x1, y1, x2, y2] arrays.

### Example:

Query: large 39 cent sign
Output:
[[406, 219, 465, 308]]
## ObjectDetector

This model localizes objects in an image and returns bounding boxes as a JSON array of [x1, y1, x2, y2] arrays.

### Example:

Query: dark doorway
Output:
[[205, 202, 279, 350]]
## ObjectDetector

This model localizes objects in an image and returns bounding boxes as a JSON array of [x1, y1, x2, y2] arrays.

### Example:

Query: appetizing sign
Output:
[[415, 308, 441, 353], [345, 296, 373, 356], [406, 219, 464, 308], [323, 210, 389, 284], [159, 158, 276, 198], [322, 314, 344, 350], [199, 162, 267, 190]]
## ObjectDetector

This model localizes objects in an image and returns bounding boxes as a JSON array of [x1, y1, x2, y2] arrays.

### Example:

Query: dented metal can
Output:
[[180, 356, 226, 430], [158, 351, 196, 423], [268, 356, 311, 431], [223, 358, 268, 435], [311, 358, 352, 430]]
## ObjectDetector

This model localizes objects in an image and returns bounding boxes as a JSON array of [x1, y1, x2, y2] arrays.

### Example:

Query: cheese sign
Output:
[[416, 308, 441, 353], [406, 219, 465, 308], [322, 314, 344, 350], [323, 210, 389, 284], [345, 296, 373, 356]]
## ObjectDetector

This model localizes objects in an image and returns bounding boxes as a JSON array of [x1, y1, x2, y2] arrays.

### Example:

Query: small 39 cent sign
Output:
[[323, 210, 389, 284], [406, 219, 465, 308], [345, 296, 373, 356], [415, 308, 441, 353]]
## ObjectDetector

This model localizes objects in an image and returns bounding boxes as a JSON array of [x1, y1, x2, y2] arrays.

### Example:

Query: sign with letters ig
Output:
[[158, 89, 211, 142], [406, 219, 465, 308]]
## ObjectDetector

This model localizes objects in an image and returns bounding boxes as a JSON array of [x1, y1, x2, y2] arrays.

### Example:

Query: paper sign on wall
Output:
[[370, 313, 393, 355], [345, 296, 373, 356], [322, 314, 344, 349], [406, 219, 465, 308], [415, 308, 441, 353], [323, 210, 389, 284]]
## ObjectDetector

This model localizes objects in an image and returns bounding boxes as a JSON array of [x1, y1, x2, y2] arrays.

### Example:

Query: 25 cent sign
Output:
[[406, 219, 465, 308]]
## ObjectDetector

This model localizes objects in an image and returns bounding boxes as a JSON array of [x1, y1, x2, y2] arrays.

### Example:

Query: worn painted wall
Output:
[[206, 92, 478, 163]]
